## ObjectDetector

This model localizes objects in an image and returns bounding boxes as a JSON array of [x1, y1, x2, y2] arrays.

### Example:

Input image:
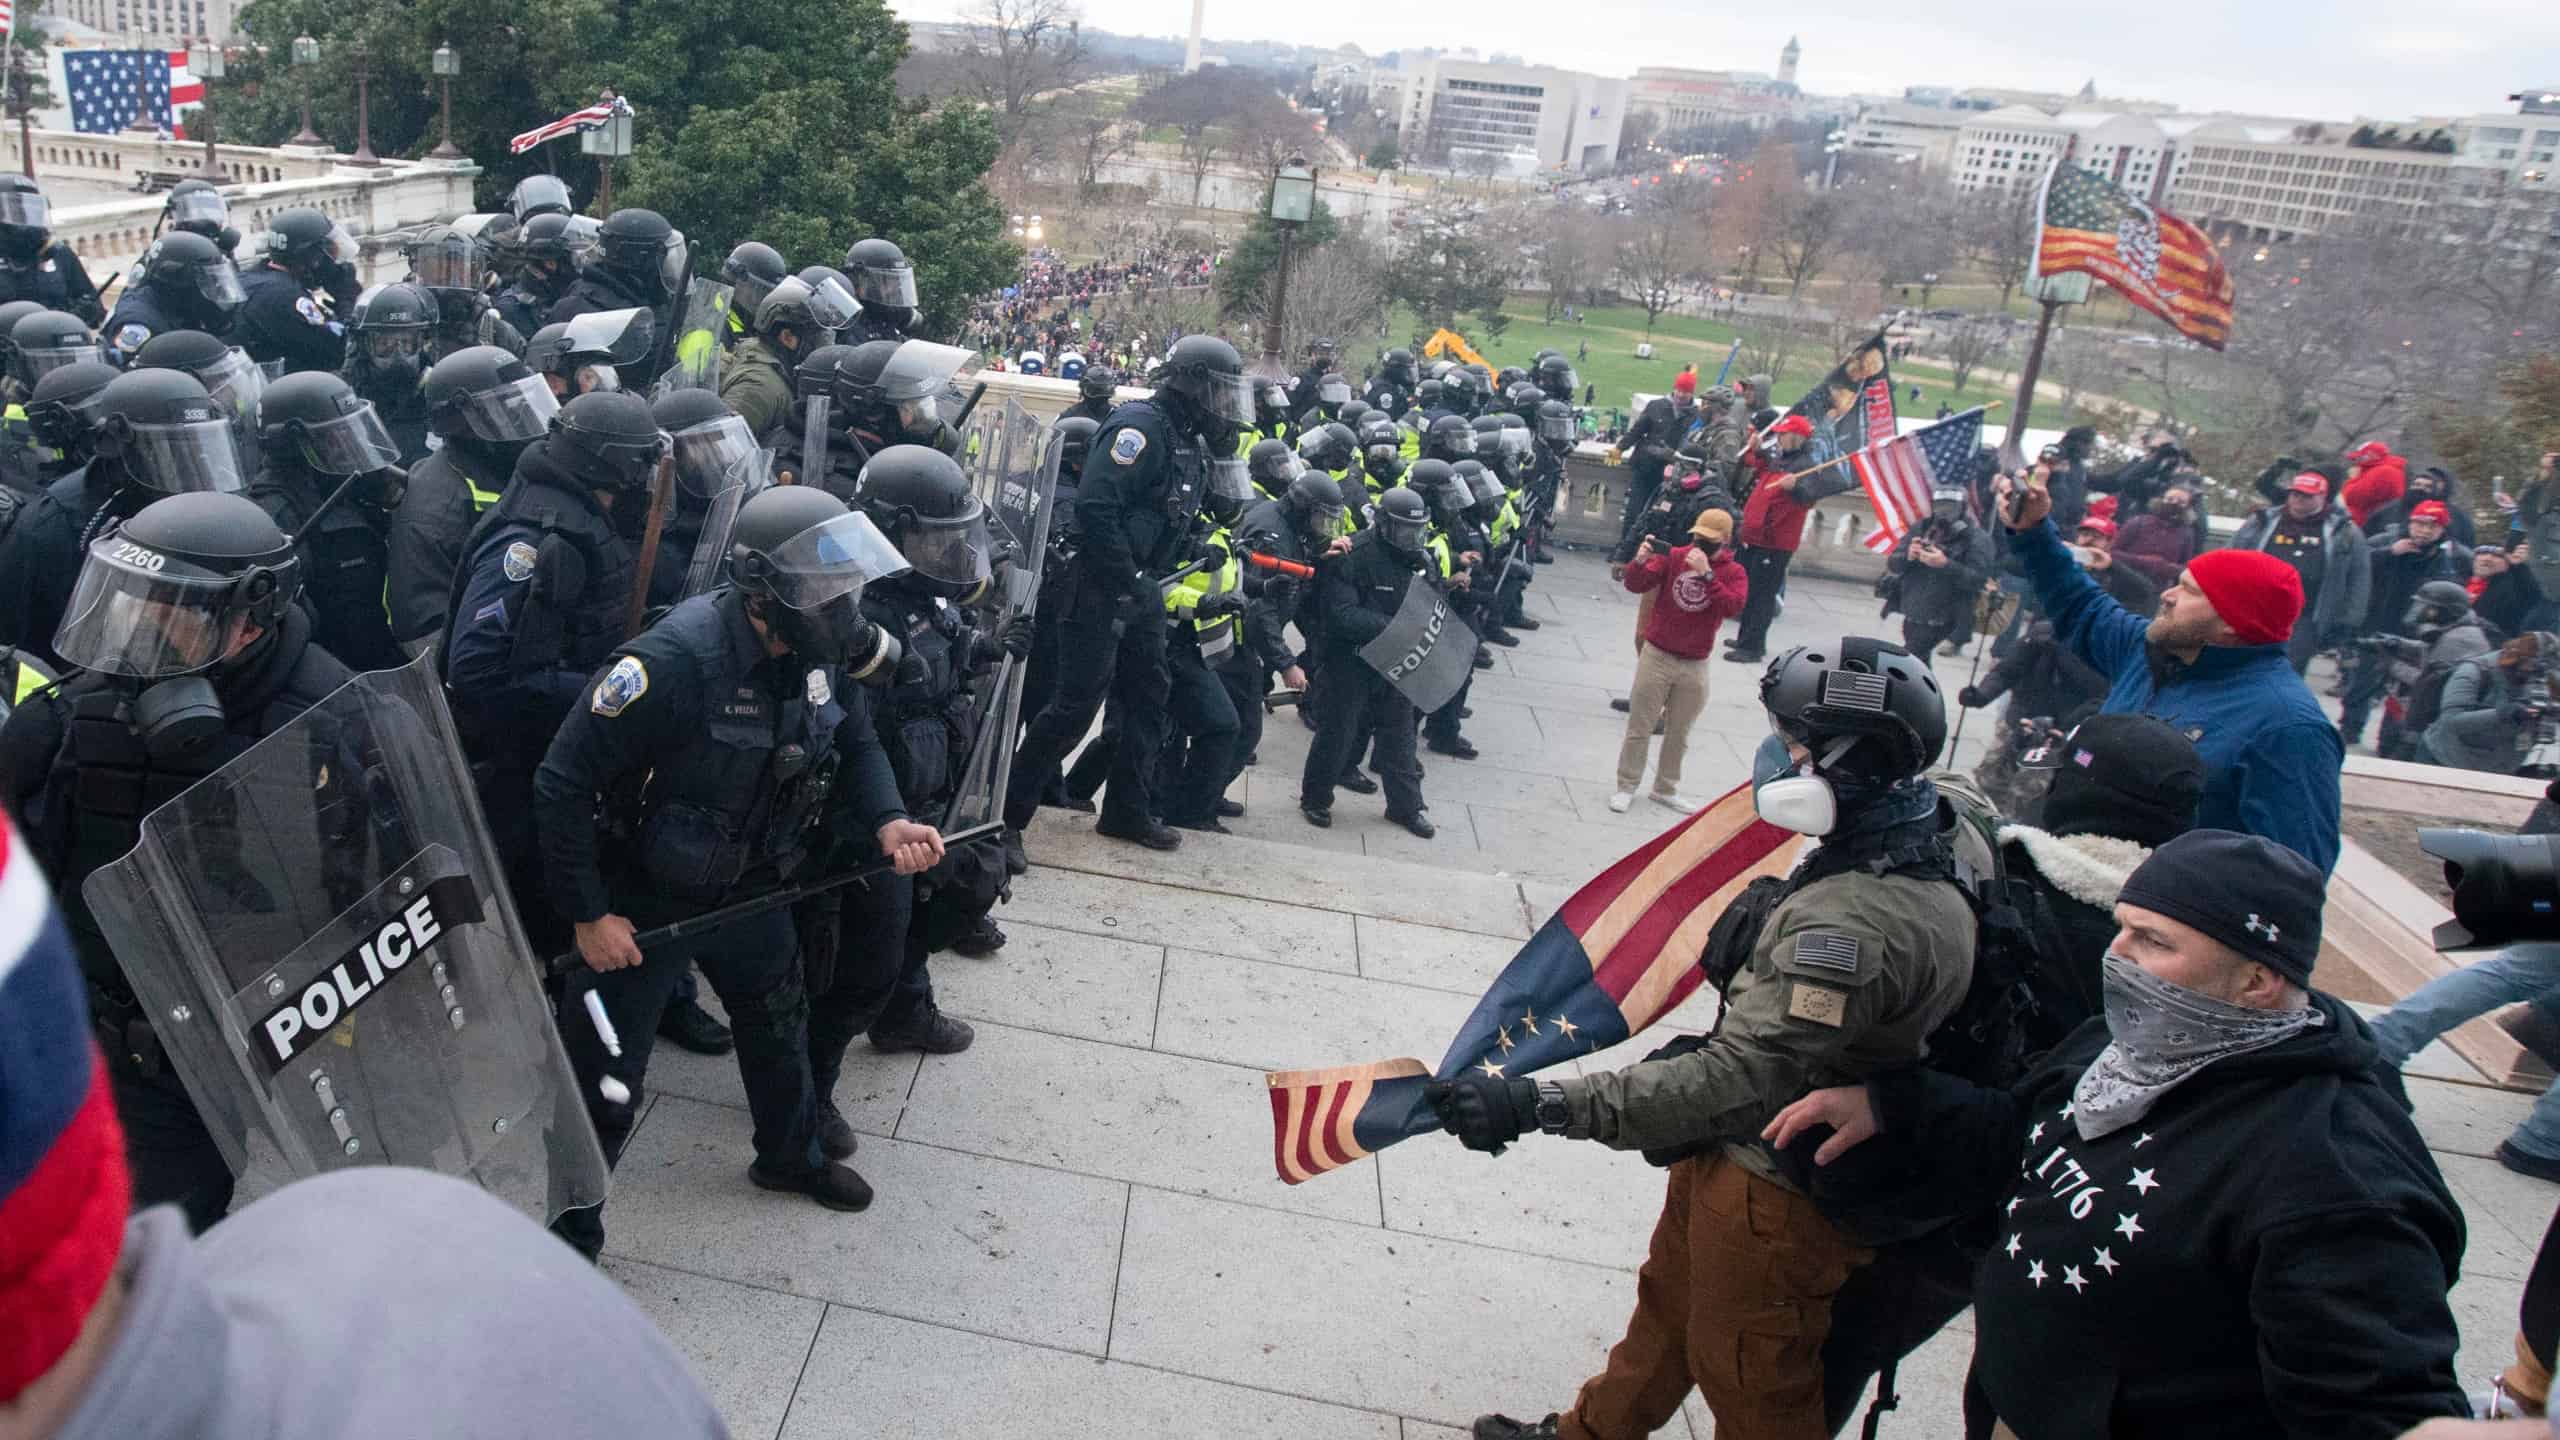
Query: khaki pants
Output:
[[1617, 642, 1708, 797], [1560, 1154, 1870, 1440], [1631, 588, 1658, 656]]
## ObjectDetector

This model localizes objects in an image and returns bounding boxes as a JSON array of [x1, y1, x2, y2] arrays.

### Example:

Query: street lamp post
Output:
[[345, 38, 381, 165], [289, 35, 323, 146], [578, 93, 632, 212], [1920, 270, 1938, 307], [429, 42, 462, 160], [1262, 152, 1316, 370], [9, 48, 32, 180], [126, 31, 160, 135], [188, 38, 227, 180]]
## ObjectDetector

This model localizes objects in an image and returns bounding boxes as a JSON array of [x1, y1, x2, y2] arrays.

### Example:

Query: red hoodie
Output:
[[2341, 447, 2406, 528], [1623, 545, 1749, 657], [1740, 448, 1816, 551]]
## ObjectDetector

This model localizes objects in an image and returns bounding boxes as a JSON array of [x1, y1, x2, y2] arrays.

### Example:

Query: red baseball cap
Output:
[[2288, 472, 2330, 497], [2411, 500, 2451, 524], [1672, 371, 1697, 396], [2076, 516, 2118, 540], [1772, 415, 1815, 438]]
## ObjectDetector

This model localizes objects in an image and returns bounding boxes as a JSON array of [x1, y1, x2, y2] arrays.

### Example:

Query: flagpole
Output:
[[2001, 300, 2057, 473], [1780, 402, 2004, 489]]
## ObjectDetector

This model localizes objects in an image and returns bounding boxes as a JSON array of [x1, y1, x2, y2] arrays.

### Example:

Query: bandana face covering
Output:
[[2071, 953, 2321, 1140]]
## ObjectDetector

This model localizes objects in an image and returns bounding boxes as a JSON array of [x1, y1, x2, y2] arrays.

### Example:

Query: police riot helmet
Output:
[[263, 207, 357, 283], [1425, 358, 1456, 383], [90, 368, 250, 497], [1283, 469, 1348, 541], [1440, 368, 1481, 415], [1493, 365, 1526, 396], [403, 224, 492, 307], [514, 212, 579, 269], [548, 389, 670, 495], [24, 359, 116, 459], [796, 342, 858, 404], [1248, 436, 1303, 492], [0, 299, 46, 370], [1415, 377, 1445, 411], [1080, 365, 1118, 405], [1314, 371, 1353, 410], [143, 230, 246, 317], [1148, 335, 1253, 430], [1373, 485, 1429, 556], [1456, 458, 1505, 513], [1405, 457, 1456, 499], [10, 309, 101, 384], [721, 241, 790, 319], [1422, 413, 1476, 464], [854, 444, 987, 598], [727, 483, 911, 666], [347, 282, 439, 389], [1381, 347, 1417, 383], [1052, 414, 1102, 480], [1760, 637, 1947, 784], [1538, 398, 1577, 446], [1254, 378, 1291, 428], [0, 174, 52, 240], [2406, 579, 2473, 637], [160, 178, 228, 237], [131, 328, 266, 447], [508, 173, 575, 224], [1337, 399, 1373, 432], [754, 274, 857, 357], [1420, 461, 1473, 525], [1533, 354, 1576, 398], [424, 344, 558, 449], [1296, 422, 1353, 474], [596, 208, 687, 300], [653, 387, 760, 500], [257, 371, 402, 478], [843, 237, 918, 314], [53, 491, 302, 681], [797, 265, 857, 335]]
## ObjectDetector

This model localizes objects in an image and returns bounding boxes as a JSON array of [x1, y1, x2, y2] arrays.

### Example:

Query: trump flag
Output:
[[1266, 783, 1801, 1184]]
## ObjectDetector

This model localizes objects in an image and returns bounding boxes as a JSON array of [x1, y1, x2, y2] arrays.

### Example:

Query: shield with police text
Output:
[[82, 654, 609, 1226], [1356, 578, 1480, 714], [942, 399, 1056, 832]]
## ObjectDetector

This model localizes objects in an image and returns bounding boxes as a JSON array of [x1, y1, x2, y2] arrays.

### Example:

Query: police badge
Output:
[[805, 668, 833, 707], [502, 540, 540, 583], [1110, 428, 1148, 466], [591, 656, 649, 716]]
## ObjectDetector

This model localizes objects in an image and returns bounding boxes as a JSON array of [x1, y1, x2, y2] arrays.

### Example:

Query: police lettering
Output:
[[1386, 597, 1448, 680], [256, 893, 449, 1072]]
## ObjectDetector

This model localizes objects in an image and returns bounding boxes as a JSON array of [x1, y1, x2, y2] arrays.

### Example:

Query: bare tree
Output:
[[1614, 180, 1709, 335], [954, 0, 1088, 149], [1131, 69, 1235, 206], [1941, 317, 2004, 393], [1770, 190, 1850, 302], [1963, 180, 2042, 311], [1231, 88, 1316, 179], [1532, 207, 1606, 321], [1057, 92, 1134, 192], [1236, 236, 1391, 365]]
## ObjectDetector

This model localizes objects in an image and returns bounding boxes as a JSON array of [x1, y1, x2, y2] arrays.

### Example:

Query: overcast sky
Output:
[[893, 0, 2560, 123]]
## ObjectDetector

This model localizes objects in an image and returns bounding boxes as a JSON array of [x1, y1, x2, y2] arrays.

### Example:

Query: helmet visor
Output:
[[1195, 371, 1256, 428], [458, 373, 559, 445], [362, 327, 431, 364], [118, 416, 249, 495], [0, 189, 49, 229], [876, 339, 975, 403], [511, 174, 573, 218], [1254, 452, 1307, 488], [1205, 457, 1253, 511], [563, 215, 603, 261], [1377, 509, 1427, 554], [669, 412, 758, 499], [802, 273, 860, 332], [762, 510, 911, 610], [196, 261, 246, 311], [1440, 429, 1476, 457], [291, 402, 402, 475], [196, 347, 267, 438], [409, 234, 481, 290], [854, 263, 919, 311], [1537, 412, 1571, 443], [21, 340, 105, 379], [167, 189, 227, 228], [1317, 379, 1352, 407], [1468, 470, 1505, 506], [898, 503, 994, 592], [53, 534, 257, 678], [562, 307, 657, 366]]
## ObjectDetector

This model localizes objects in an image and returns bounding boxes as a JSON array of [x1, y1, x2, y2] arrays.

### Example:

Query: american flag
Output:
[[1266, 784, 1802, 1184], [0, 1, 15, 40], [63, 49, 201, 135], [2035, 162, 2234, 351], [510, 94, 632, 155], [1852, 408, 1987, 554]]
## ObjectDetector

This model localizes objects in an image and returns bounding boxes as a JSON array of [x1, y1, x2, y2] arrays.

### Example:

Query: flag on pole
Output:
[[1265, 783, 1802, 1184], [2034, 163, 2234, 351], [1851, 408, 1987, 554], [510, 94, 633, 155], [63, 50, 199, 135], [0, 1, 16, 41], [1787, 331, 1897, 462]]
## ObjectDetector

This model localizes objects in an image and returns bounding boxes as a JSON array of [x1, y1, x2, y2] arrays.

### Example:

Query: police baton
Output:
[[948, 379, 993, 433], [544, 820, 1005, 978], [621, 457, 677, 640]]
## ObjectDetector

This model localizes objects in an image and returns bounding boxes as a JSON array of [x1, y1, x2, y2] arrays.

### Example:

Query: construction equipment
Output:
[[1421, 328, 1490, 373]]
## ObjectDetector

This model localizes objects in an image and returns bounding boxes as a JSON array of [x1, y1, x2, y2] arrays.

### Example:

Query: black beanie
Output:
[[2116, 829, 2325, 988], [2032, 713, 2205, 848]]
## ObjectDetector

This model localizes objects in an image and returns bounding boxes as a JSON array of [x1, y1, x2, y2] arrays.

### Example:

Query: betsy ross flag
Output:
[[1852, 408, 1987, 554], [511, 93, 633, 155], [1267, 784, 1801, 1184], [2035, 163, 2234, 351], [63, 50, 202, 135]]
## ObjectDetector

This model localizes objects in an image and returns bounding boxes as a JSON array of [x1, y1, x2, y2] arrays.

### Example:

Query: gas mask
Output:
[[129, 673, 227, 763], [1750, 731, 1838, 837]]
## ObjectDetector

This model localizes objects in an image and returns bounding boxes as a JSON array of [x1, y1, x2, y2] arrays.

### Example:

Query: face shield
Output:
[[876, 340, 975, 407], [854, 263, 919, 311], [799, 273, 860, 334], [512, 174, 573, 220], [669, 412, 759, 500], [408, 233, 481, 291], [1187, 370, 1256, 429], [1377, 506, 1427, 555], [1537, 411, 1571, 444], [1254, 451, 1306, 492], [893, 497, 995, 594], [1548, 365, 1579, 395], [27, 383, 110, 451], [1439, 428, 1476, 459], [361, 325, 431, 369], [563, 215, 603, 264], [1317, 378, 1352, 407], [53, 535, 263, 679], [107, 412, 250, 496], [166, 189, 227, 229], [0, 189, 50, 229], [1467, 469, 1506, 507], [1204, 457, 1254, 515], [194, 260, 247, 312], [20, 337, 105, 380], [286, 403, 402, 476], [558, 308, 658, 368], [758, 510, 911, 611], [456, 373, 559, 445], [570, 363, 620, 395]]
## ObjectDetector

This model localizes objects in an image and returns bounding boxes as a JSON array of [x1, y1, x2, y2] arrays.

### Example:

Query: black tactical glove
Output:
[[1957, 684, 1986, 708], [1424, 1073, 1540, 1155], [998, 612, 1035, 658], [1194, 590, 1246, 620]]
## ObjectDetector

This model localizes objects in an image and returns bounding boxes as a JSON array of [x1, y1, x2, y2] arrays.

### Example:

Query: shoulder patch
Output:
[[1110, 428, 1148, 466], [805, 668, 832, 707], [472, 598, 507, 625], [1786, 982, 1848, 1028], [1789, 931, 1863, 975], [501, 540, 539, 583], [590, 656, 649, 716], [293, 294, 326, 326], [111, 322, 152, 354]]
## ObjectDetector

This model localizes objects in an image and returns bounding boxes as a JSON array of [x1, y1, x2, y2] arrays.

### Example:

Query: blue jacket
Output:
[[2012, 518, 2344, 874]]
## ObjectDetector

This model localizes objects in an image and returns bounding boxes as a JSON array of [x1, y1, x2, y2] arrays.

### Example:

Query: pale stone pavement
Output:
[[599, 549, 2554, 1439]]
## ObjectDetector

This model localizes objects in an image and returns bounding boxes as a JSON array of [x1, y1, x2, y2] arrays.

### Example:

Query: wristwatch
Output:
[[1534, 1080, 1574, 1137]]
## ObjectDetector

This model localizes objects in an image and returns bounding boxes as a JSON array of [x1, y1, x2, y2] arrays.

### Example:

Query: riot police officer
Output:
[[11, 357, 116, 498], [1290, 336, 1338, 409], [0, 490, 349, 1229], [1020, 414, 1099, 751], [524, 307, 657, 403], [508, 173, 576, 224], [769, 342, 856, 489], [130, 328, 267, 486], [1300, 484, 1433, 837], [651, 386, 762, 601], [104, 232, 246, 366], [535, 484, 938, 1253], [387, 345, 558, 654], [1237, 468, 1347, 708], [341, 283, 438, 464], [233, 208, 359, 375], [1298, 371, 1353, 430], [722, 275, 856, 441], [1061, 363, 1117, 426], [1004, 333, 1255, 858], [0, 368, 249, 668], [547, 208, 688, 389], [1366, 347, 1418, 419], [827, 338, 970, 472], [493, 212, 580, 340], [1296, 420, 1357, 491], [842, 236, 920, 343], [246, 370, 407, 673], [154, 177, 238, 257], [719, 241, 790, 348], [1246, 436, 1303, 502], [0, 310, 95, 495], [407, 223, 526, 359], [0, 176, 103, 325]]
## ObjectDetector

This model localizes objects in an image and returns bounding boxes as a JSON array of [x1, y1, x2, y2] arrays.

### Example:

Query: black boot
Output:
[[1471, 1414, 1561, 1439], [814, 1100, 860, 1160], [1001, 827, 1029, 876], [657, 994, 734, 1056], [1507, 613, 1542, 631], [747, 1158, 873, 1211], [1338, 769, 1378, 795], [1427, 736, 1480, 760], [871, 1006, 976, 1055], [1096, 816, 1183, 850], [950, 914, 1007, 957]]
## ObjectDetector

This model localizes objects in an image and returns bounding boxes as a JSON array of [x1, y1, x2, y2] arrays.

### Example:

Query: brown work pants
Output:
[[1560, 1152, 1871, 1440]]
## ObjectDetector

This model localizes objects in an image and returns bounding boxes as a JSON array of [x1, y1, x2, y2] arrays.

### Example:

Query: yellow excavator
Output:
[[1420, 327, 1490, 372]]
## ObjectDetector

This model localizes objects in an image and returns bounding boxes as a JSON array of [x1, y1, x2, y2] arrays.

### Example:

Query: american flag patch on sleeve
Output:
[[1792, 932, 1862, 974]]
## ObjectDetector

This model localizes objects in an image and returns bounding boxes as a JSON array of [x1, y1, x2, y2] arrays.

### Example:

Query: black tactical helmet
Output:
[[1079, 364, 1117, 404], [403, 223, 491, 303], [852, 443, 989, 599], [1760, 637, 1947, 783], [1422, 412, 1476, 463], [2406, 579, 2474, 635], [1533, 354, 1576, 397], [842, 237, 918, 314], [424, 344, 558, 447], [1148, 335, 1253, 429], [721, 241, 790, 318], [797, 264, 857, 323], [1296, 422, 1353, 473], [1537, 397, 1573, 444], [1454, 459, 1504, 517], [796, 342, 858, 402], [727, 484, 910, 666], [596, 208, 686, 298], [1469, 413, 1506, 441], [1312, 371, 1353, 409], [1338, 399, 1373, 432], [263, 206, 355, 278], [508, 173, 575, 223], [755, 275, 857, 356], [0, 299, 46, 362], [653, 387, 760, 500], [1307, 336, 1338, 361], [53, 492, 303, 681], [91, 368, 250, 496], [11, 309, 100, 382], [160, 178, 228, 236], [1405, 457, 1457, 498], [347, 282, 438, 388], [0, 174, 51, 234], [258, 371, 402, 477], [549, 389, 670, 494], [1373, 485, 1429, 556], [143, 230, 245, 314], [1381, 347, 1417, 381], [1247, 436, 1302, 492], [1282, 469, 1347, 539], [523, 311, 655, 396], [1052, 414, 1101, 478], [1493, 365, 1525, 394], [1416, 377, 1445, 410], [24, 359, 116, 458], [514, 212, 578, 266]]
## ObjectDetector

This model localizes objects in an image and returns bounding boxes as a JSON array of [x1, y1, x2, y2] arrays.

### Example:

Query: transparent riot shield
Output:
[[943, 398, 1056, 831], [682, 446, 775, 599], [800, 394, 833, 488], [82, 654, 609, 1226], [659, 277, 736, 398]]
